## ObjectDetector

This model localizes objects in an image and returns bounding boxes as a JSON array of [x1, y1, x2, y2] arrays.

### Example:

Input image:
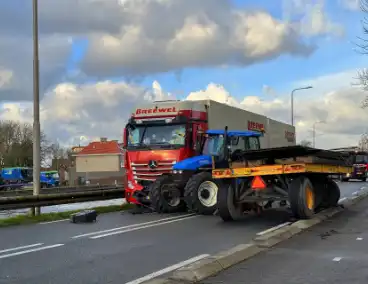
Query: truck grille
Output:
[[131, 160, 176, 181]]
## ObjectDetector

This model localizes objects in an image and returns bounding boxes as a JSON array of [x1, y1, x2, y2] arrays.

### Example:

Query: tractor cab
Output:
[[173, 128, 263, 172]]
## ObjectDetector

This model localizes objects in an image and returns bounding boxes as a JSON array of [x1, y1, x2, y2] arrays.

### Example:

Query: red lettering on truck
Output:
[[248, 121, 264, 131], [135, 107, 177, 115]]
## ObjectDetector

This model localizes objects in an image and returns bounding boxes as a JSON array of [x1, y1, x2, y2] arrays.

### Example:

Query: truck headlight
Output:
[[173, 170, 183, 174]]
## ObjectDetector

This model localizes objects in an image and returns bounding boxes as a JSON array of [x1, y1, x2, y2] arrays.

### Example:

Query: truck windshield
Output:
[[128, 124, 186, 148], [21, 168, 33, 180], [202, 135, 224, 156], [355, 154, 368, 164]]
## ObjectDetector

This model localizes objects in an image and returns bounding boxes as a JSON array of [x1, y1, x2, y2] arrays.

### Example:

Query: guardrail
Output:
[[0, 186, 125, 210], [0, 184, 124, 197]]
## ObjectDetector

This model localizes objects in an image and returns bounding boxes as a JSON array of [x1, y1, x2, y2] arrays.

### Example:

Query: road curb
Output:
[[141, 189, 368, 284]]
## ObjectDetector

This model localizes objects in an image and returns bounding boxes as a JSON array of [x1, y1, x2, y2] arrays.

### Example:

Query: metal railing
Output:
[[0, 184, 123, 197], [0, 186, 125, 210]]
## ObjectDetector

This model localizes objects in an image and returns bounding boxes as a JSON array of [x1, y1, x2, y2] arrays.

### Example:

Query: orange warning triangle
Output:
[[251, 176, 266, 189]]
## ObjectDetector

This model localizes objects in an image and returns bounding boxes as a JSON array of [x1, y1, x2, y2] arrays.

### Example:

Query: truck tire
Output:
[[217, 180, 244, 222], [288, 176, 315, 219], [322, 179, 340, 208], [184, 172, 218, 215], [149, 175, 186, 214], [309, 179, 324, 210]]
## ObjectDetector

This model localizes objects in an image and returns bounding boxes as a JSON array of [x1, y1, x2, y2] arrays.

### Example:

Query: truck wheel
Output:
[[288, 176, 315, 219], [149, 175, 186, 214], [217, 180, 244, 222], [184, 172, 218, 215], [309, 179, 324, 210], [322, 179, 340, 208]]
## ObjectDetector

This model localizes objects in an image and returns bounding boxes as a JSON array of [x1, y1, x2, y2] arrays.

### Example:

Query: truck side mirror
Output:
[[122, 128, 128, 149], [195, 132, 204, 154]]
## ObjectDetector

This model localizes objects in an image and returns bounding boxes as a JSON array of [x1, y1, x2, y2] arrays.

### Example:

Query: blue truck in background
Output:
[[1, 167, 33, 183], [0, 167, 33, 190], [0, 168, 60, 190], [40, 170, 60, 188]]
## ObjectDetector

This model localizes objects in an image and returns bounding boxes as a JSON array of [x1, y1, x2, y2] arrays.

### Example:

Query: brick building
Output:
[[73, 138, 125, 185]]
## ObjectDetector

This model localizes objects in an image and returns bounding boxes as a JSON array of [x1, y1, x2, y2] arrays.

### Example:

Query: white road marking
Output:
[[0, 243, 43, 254], [71, 214, 195, 239], [124, 254, 210, 284], [39, 219, 69, 225], [91, 215, 199, 239], [0, 244, 64, 259], [256, 222, 291, 236], [357, 237, 363, 241], [332, 257, 342, 262]]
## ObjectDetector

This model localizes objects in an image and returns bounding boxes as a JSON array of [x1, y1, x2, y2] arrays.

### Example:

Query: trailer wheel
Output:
[[288, 176, 316, 219], [184, 172, 218, 215], [217, 180, 244, 222], [149, 175, 186, 213], [323, 179, 340, 207]]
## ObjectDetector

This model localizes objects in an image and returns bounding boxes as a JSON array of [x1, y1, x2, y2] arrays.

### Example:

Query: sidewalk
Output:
[[201, 197, 368, 284]]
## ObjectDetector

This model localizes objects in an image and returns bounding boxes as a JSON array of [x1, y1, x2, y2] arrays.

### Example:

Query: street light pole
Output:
[[291, 86, 313, 126], [32, 0, 41, 216]]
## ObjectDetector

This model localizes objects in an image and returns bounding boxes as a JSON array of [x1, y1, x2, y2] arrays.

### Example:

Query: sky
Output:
[[0, 0, 367, 149]]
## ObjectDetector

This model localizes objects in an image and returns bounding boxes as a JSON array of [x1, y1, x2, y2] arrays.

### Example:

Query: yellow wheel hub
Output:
[[305, 185, 314, 210]]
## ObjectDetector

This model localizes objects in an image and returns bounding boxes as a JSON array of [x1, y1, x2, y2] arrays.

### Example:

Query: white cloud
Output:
[[81, 2, 314, 77], [283, 0, 345, 37], [2, 69, 366, 150], [0, 0, 349, 101], [339, 0, 360, 11]]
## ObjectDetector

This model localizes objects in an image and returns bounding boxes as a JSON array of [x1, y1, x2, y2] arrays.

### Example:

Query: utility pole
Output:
[[291, 86, 313, 126], [32, 0, 41, 216]]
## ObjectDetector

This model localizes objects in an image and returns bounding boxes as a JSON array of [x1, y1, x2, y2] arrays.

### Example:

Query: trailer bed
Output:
[[213, 146, 353, 179], [235, 145, 350, 162], [213, 163, 352, 179]]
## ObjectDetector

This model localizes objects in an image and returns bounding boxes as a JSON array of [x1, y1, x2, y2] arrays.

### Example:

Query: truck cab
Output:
[[123, 100, 208, 206], [341, 151, 368, 181]]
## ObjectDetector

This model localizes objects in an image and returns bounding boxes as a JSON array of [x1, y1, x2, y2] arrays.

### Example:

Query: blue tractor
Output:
[[148, 129, 263, 214]]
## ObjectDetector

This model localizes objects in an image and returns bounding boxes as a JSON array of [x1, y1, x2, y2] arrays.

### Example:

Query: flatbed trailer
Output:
[[210, 133, 353, 221]]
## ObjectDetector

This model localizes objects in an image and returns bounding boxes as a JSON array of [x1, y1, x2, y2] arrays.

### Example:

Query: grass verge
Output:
[[0, 203, 134, 228]]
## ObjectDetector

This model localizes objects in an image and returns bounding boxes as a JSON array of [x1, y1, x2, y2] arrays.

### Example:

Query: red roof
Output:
[[77, 141, 122, 155]]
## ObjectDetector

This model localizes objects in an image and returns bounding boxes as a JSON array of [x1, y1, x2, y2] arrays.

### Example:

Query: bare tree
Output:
[[0, 120, 51, 167], [358, 133, 368, 150], [357, 0, 368, 107], [299, 140, 312, 147]]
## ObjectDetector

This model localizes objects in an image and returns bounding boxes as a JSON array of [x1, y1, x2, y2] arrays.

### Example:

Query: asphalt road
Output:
[[0, 181, 365, 284], [202, 182, 368, 284]]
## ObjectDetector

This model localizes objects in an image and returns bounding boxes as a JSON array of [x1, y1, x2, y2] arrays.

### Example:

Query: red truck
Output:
[[122, 99, 296, 212], [330, 148, 368, 181]]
